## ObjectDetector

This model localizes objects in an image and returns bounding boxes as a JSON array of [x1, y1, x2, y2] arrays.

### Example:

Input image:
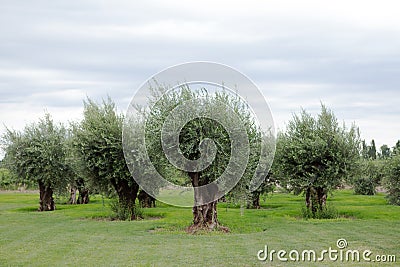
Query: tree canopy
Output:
[[73, 97, 139, 219], [273, 104, 360, 216], [1, 113, 72, 211], [133, 85, 273, 230]]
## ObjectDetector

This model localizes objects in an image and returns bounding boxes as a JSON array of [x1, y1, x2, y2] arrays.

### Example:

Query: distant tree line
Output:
[[356, 138, 400, 204], [362, 139, 400, 160], [0, 98, 148, 216]]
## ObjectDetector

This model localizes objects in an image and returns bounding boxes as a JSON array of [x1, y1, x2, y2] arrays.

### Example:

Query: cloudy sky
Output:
[[1, 0, 400, 158]]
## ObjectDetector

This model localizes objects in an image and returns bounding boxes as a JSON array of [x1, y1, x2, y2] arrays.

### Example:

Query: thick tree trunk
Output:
[[68, 178, 89, 205], [305, 186, 327, 214], [114, 179, 139, 220], [249, 192, 261, 209], [38, 181, 55, 211], [77, 188, 90, 204], [67, 187, 78, 204], [192, 201, 218, 229], [76, 178, 89, 204], [138, 190, 156, 208], [187, 172, 228, 232]]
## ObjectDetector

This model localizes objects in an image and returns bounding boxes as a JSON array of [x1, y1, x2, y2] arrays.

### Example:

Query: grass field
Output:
[[0, 190, 399, 266]]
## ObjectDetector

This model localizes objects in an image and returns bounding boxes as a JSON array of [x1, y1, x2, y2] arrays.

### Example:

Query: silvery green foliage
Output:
[[274, 105, 361, 195], [72, 97, 137, 197], [142, 85, 270, 201], [1, 113, 72, 194]]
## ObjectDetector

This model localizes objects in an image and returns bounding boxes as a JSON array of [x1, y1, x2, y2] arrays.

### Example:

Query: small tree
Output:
[[353, 177, 375, 195], [73, 97, 139, 220], [274, 105, 360, 217], [0, 167, 19, 190], [362, 140, 369, 159], [368, 139, 377, 160], [1, 114, 71, 211], [353, 159, 385, 195]]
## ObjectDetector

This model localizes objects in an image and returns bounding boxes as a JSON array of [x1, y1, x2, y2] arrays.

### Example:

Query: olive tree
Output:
[[73, 97, 139, 219], [273, 105, 360, 216], [1, 114, 71, 211], [140, 86, 269, 230], [352, 159, 385, 195]]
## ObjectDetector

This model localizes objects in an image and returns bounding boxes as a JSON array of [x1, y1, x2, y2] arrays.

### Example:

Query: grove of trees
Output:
[[1, 93, 399, 226]]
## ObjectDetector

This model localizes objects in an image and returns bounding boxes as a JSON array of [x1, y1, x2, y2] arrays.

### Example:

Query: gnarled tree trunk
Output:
[[38, 180, 55, 211], [249, 191, 261, 209], [77, 189, 90, 204], [305, 186, 327, 214], [113, 179, 139, 220], [187, 172, 228, 232], [192, 200, 218, 229], [68, 178, 89, 204], [68, 186, 78, 204], [76, 178, 89, 204]]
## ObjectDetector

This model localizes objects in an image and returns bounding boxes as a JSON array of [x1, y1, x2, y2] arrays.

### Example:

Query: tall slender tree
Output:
[[362, 140, 369, 159], [369, 139, 377, 160]]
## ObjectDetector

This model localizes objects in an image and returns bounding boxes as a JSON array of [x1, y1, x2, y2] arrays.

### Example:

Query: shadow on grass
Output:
[[13, 206, 38, 212]]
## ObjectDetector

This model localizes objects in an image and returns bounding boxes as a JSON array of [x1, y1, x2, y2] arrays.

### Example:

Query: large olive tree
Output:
[[140, 86, 269, 231], [273, 105, 360, 216]]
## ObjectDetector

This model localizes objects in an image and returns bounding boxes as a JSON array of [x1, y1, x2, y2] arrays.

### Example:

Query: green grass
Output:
[[0, 190, 399, 266]]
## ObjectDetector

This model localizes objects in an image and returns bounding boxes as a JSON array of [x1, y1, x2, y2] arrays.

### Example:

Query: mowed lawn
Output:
[[0, 190, 399, 266]]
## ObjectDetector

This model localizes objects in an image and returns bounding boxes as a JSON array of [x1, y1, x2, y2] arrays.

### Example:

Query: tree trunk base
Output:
[[186, 201, 230, 234], [113, 179, 140, 220], [305, 186, 327, 215], [67, 187, 77, 204], [38, 181, 55, 211], [248, 192, 261, 209], [77, 189, 90, 204]]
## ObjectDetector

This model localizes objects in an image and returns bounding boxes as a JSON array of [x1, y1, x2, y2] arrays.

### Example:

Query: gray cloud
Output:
[[1, 0, 400, 157]]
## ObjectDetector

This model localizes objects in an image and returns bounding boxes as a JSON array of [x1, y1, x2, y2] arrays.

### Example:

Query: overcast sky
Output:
[[1, 0, 400, 158]]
